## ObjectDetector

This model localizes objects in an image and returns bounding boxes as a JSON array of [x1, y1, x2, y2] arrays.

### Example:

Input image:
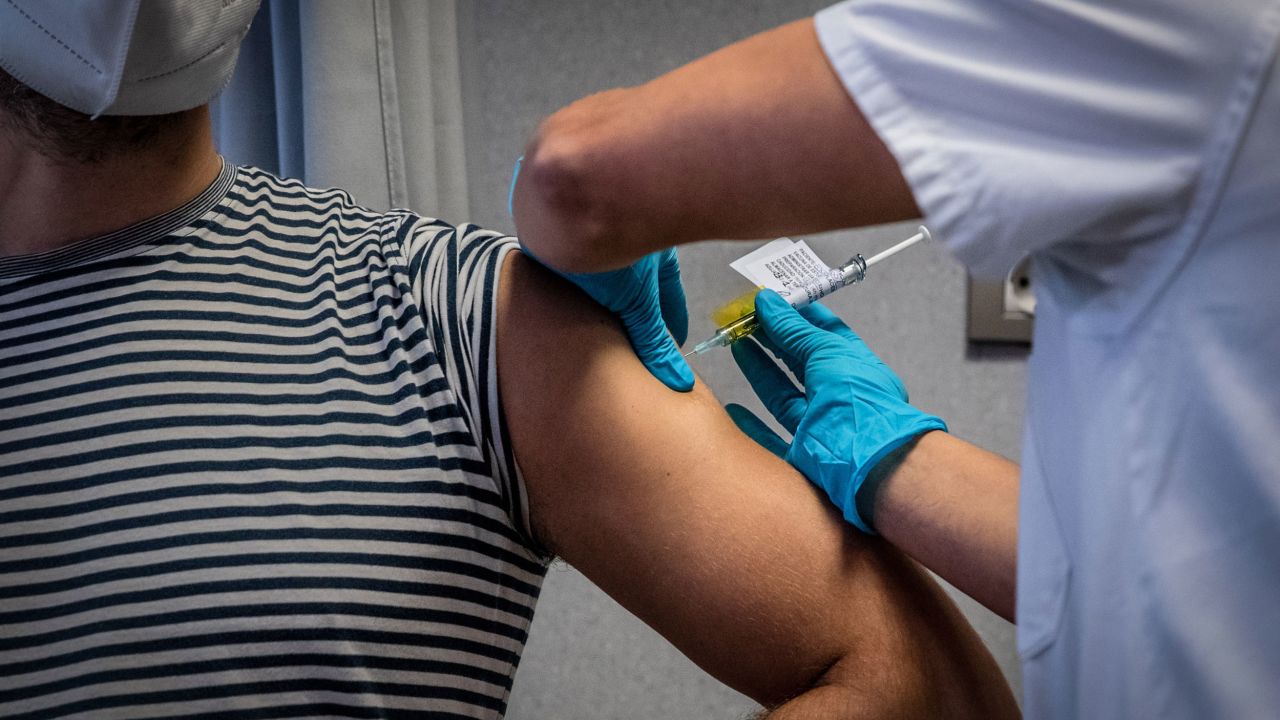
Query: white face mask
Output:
[[0, 0, 260, 117]]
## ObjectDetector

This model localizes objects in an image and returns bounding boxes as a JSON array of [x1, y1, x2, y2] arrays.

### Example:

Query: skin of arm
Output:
[[511, 18, 918, 273], [496, 252, 1019, 718], [866, 433, 1020, 622], [512, 14, 1020, 619]]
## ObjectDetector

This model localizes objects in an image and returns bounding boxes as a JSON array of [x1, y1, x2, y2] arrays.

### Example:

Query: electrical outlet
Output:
[[967, 257, 1034, 344]]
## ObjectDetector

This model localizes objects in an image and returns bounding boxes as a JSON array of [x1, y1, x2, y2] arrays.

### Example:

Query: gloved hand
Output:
[[558, 248, 695, 391], [519, 243, 695, 392], [726, 289, 946, 532], [510, 156, 694, 392]]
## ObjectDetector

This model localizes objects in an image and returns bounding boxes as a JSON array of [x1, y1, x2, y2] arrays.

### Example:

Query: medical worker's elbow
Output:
[[516, 109, 620, 272]]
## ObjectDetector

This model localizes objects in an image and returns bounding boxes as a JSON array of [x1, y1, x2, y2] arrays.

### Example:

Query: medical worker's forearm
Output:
[[871, 431, 1019, 622], [512, 18, 918, 273]]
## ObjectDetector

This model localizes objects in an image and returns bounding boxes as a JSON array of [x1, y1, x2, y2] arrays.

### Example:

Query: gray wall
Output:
[[455, 2, 1027, 717]]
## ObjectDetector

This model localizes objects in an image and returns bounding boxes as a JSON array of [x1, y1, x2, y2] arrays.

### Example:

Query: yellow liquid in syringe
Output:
[[683, 287, 767, 356], [711, 287, 765, 331]]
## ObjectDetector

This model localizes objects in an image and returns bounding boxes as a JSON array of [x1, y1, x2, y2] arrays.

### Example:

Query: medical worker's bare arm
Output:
[[870, 432, 1020, 622], [496, 253, 1018, 718], [513, 18, 917, 272]]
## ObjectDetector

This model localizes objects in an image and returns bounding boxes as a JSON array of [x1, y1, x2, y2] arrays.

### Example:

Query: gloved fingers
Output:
[[752, 326, 808, 386], [752, 292, 831, 384], [754, 289, 838, 364], [795, 302, 909, 400], [731, 337, 807, 434], [796, 302, 884, 365], [621, 291, 696, 392], [797, 301, 859, 342], [725, 403, 790, 459], [657, 249, 689, 345]]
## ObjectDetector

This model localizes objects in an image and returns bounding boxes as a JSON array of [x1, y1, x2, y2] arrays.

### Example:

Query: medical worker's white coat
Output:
[[816, 1, 1280, 716]]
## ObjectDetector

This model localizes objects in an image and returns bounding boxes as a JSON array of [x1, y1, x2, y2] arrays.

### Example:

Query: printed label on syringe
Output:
[[729, 237, 797, 285], [789, 269, 846, 307], [730, 238, 838, 306]]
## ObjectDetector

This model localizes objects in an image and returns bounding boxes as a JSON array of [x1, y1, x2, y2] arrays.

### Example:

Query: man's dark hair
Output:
[[0, 68, 194, 164]]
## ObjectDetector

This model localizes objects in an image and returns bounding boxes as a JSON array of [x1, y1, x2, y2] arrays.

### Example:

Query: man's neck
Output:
[[0, 106, 221, 257]]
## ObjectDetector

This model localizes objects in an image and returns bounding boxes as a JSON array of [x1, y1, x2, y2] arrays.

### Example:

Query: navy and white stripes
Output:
[[0, 164, 548, 719]]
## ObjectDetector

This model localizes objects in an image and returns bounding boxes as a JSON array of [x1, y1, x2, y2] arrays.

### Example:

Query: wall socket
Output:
[[966, 257, 1034, 344]]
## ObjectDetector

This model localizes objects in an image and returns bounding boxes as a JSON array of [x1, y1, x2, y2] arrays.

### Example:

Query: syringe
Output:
[[685, 225, 931, 356]]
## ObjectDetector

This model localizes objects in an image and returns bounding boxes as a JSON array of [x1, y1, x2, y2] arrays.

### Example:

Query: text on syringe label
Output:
[[729, 238, 843, 306], [732, 238, 832, 290]]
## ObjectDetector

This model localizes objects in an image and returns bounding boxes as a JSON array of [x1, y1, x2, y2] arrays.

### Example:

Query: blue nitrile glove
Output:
[[552, 248, 694, 391], [510, 155, 693, 391], [726, 289, 946, 533]]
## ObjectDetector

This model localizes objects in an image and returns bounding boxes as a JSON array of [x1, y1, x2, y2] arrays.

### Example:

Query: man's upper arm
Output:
[[496, 253, 1016, 716]]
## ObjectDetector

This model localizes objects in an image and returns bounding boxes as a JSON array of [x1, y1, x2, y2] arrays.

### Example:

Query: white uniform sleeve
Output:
[[815, 0, 1254, 278]]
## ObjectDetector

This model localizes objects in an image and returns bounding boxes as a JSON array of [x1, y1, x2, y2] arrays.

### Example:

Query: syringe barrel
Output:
[[693, 253, 873, 356], [782, 269, 844, 309], [778, 254, 866, 309]]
